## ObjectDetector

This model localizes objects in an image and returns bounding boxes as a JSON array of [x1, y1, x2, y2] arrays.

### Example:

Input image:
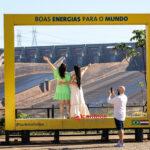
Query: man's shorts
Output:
[[114, 118, 124, 130]]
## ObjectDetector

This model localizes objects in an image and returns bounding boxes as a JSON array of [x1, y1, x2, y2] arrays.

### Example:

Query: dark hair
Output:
[[58, 63, 66, 78], [74, 65, 81, 89]]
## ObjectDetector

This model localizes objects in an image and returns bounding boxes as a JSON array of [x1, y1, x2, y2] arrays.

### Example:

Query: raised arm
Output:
[[107, 90, 116, 104], [43, 56, 56, 71]]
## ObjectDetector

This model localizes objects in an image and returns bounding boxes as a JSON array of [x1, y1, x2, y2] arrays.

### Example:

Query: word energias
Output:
[[35, 16, 81, 22]]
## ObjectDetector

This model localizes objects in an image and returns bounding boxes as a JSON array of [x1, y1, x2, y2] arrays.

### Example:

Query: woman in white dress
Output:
[[70, 65, 90, 118]]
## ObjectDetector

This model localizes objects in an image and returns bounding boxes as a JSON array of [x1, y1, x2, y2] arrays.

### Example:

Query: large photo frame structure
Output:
[[4, 14, 150, 131]]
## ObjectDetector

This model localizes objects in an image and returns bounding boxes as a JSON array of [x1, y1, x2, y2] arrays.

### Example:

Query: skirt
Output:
[[70, 85, 90, 118], [53, 84, 71, 100]]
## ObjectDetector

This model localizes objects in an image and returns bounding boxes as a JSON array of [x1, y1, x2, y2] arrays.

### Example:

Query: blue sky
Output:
[[0, 0, 150, 48]]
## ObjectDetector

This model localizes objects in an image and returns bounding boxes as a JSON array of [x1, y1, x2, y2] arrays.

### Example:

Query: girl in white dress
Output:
[[70, 65, 90, 118]]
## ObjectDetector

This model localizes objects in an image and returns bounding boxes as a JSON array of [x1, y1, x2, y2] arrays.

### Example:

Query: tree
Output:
[[130, 30, 146, 48], [130, 30, 146, 77], [114, 43, 140, 64], [114, 29, 146, 81]]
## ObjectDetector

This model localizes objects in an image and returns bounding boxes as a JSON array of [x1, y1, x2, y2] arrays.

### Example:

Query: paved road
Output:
[[0, 135, 150, 150]]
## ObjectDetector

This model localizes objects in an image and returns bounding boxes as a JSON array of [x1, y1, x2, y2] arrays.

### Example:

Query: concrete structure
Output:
[[0, 42, 142, 71]]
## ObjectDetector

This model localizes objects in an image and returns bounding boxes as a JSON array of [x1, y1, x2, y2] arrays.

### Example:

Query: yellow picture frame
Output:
[[4, 14, 150, 131]]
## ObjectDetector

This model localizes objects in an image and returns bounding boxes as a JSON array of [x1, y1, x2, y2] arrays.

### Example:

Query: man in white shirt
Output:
[[107, 86, 128, 147]]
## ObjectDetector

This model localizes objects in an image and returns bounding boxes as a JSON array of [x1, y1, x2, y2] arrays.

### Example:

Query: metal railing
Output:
[[13, 104, 146, 119], [0, 104, 146, 119]]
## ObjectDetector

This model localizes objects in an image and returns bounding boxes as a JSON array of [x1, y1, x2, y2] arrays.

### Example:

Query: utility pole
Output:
[[17, 31, 22, 47], [32, 27, 37, 46]]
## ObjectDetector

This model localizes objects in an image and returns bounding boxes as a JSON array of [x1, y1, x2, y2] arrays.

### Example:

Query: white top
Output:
[[107, 94, 128, 121]]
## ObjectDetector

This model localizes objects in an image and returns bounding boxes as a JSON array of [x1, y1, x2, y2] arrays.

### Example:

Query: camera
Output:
[[110, 87, 120, 95]]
